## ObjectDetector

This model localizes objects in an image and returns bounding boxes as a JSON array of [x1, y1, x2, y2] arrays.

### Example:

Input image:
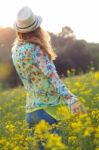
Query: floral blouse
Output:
[[11, 43, 77, 113]]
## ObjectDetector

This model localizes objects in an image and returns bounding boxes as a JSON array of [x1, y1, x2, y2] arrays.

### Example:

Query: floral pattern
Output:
[[11, 43, 77, 113]]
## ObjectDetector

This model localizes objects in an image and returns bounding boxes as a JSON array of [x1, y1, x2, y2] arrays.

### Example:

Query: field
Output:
[[0, 71, 99, 150]]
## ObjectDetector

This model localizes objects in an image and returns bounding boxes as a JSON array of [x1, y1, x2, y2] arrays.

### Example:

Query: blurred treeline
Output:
[[0, 27, 99, 88]]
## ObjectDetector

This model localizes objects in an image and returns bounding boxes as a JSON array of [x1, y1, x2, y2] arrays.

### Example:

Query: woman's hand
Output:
[[70, 101, 86, 114]]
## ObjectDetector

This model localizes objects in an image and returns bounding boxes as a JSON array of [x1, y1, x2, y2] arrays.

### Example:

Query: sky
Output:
[[0, 0, 99, 43]]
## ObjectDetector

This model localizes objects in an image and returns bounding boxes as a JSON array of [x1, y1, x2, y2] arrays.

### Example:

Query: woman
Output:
[[11, 6, 85, 133]]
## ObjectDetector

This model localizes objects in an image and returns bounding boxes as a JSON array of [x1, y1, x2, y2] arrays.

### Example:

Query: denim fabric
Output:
[[26, 109, 58, 128], [26, 109, 64, 149], [26, 109, 62, 139]]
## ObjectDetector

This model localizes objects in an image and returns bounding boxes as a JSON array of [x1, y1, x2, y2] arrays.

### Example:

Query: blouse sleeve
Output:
[[33, 46, 78, 106]]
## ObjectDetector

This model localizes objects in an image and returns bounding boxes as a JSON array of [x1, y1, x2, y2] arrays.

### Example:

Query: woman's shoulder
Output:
[[11, 42, 38, 53]]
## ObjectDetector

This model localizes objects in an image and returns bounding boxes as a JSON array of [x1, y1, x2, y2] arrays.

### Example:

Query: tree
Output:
[[58, 26, 75, 39]]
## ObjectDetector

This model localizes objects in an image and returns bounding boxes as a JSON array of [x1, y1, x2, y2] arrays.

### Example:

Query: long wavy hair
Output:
[[14, 27, 57, 60]]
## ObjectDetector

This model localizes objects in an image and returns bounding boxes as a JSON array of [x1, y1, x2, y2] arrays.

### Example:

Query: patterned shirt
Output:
[[11, 43, 77, 114]]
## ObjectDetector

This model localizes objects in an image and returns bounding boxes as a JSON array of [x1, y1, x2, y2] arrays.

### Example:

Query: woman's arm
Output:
[[33, 46, 78, 107]]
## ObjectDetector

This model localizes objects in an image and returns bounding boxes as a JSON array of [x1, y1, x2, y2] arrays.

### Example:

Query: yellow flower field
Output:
[[0, 71, 99, 150]]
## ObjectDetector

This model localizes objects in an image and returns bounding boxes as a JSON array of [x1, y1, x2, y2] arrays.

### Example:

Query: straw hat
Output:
[[14, 6, 42, 33]]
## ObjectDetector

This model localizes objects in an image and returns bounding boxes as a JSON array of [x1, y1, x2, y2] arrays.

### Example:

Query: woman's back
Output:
[[12, 43, 63, 113]]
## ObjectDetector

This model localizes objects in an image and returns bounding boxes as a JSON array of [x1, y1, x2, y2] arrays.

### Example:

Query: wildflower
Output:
[[83, 127, 94, 137], [94, 72, 99, 80], [74, 82, 81, 88], [56, 106, 70, 120], [68, 136, 77, 144], [34, 120, 51, 135], [71, 121, 82, 130], [5, 123, 16, 132], [13, 146, 20, 150], [45, 133, 66, 149]]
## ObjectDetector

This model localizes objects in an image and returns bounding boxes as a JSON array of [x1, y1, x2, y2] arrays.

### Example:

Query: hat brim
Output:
[[14, 15, 42, 33]]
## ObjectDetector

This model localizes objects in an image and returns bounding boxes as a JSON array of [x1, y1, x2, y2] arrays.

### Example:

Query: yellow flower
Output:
[[74, 82, 81, 88], [83, 127, 94, 137], [5, 123, 16, 132], [0, 138, 7, 145], [94, 72, 99, 80], [68, 136, 77, 144], [95, 126, 99, 138], [56, 106, 70, 120], [84, 130, 90, 137], [45, 133, 66, 150], [71, 121, 82, 130], [34, 120, 51, 135], [13, 146, 20, 150]]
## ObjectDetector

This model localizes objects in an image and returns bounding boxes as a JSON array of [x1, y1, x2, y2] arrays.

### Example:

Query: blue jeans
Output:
[[26, 109, 64, 149], [26, 109, 61, 135], [26, 109, 58, 127]]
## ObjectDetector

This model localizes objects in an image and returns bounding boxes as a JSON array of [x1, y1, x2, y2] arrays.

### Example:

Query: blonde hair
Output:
[[14, 27, 57, 60]]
